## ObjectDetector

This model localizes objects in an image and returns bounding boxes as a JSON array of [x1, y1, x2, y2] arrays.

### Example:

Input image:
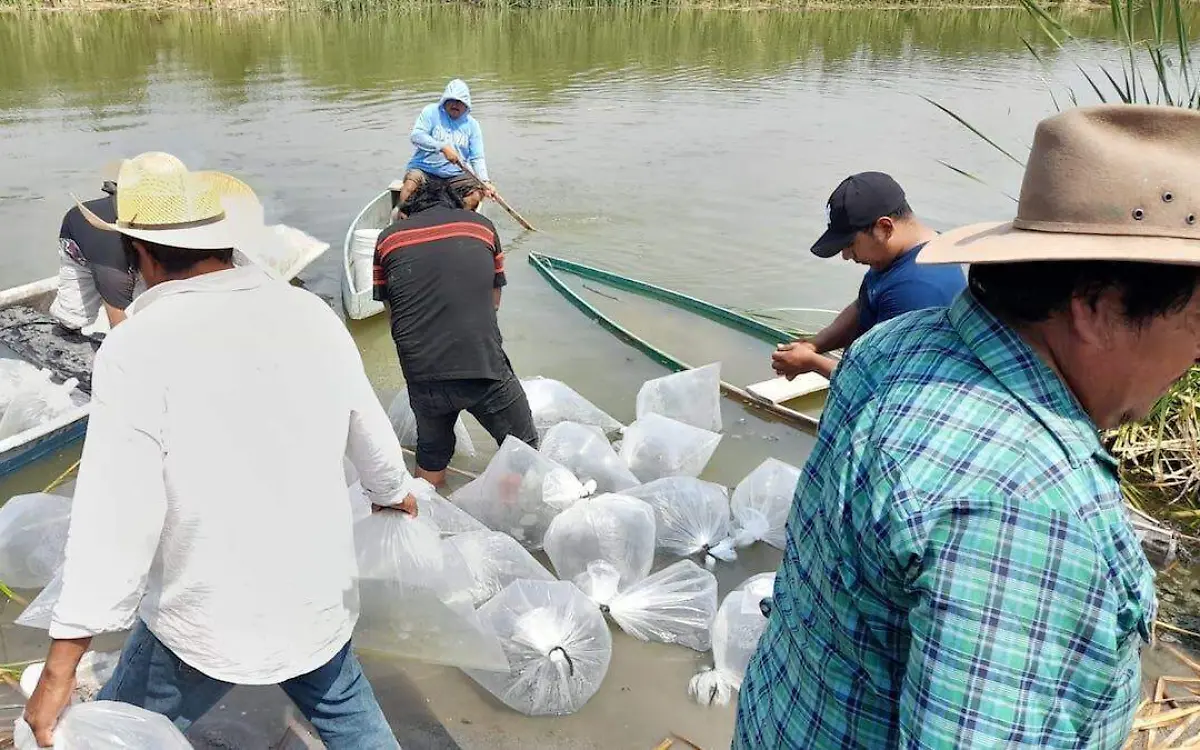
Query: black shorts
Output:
[[407, 374, 538, 472]]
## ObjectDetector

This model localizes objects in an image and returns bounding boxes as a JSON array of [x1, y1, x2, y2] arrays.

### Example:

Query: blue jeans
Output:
[[97, 620, 400, 750]]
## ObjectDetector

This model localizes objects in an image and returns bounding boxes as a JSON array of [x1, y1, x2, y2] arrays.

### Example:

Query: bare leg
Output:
[[415, 466, 447, 489], [462, 189, 484, 212], [398, 177, 420, 205]]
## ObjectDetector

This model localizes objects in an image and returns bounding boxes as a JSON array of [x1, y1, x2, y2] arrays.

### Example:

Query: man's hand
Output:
[[482, 182, 496, 199], [771, 341, 825, 380], [440, 145, 462, 165], [372, 493, 418, 517], [24, 663, 77, 747]]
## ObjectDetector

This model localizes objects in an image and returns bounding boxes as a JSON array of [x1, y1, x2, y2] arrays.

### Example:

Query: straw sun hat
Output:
[[918, 104, 1200, 266], [73, 152, 265, 251]]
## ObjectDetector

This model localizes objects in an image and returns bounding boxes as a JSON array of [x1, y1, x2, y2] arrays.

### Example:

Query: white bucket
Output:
[[351, 229, 378, 294]]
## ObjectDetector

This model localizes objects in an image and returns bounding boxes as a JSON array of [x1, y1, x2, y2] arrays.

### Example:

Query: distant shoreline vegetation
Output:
[[0, 0, 1116, 13]]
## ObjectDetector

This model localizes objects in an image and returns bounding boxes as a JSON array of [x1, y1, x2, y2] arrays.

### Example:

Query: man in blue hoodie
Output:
[[394, 79, 493, 212]]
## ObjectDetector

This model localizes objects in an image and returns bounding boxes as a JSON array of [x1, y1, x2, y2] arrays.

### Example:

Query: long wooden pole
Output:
[[457, 161, 537, 232]]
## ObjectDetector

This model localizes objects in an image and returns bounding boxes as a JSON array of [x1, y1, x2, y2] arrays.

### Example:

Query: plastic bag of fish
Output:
[[0, 371, 82, 441], [538, 421, 638, 494], [625, 477, 736, 567], [444, 530, 556, 607], [635, 362, 722, 432], [353, 509, 508, 671], [543, 493, 656, 588], [618, 413, 721, 483], [521, 377, 622, 437], [455, 435, 593, 550], [574, 559, 718, 651], [347, 478, 487, 534], [689, 572, 776, 707], [14, 700, 192, 750], [0, 492, 72, 589], [464, 580, 612, 716], [387, 387, 476, 458], [731, 458, 801, 550]]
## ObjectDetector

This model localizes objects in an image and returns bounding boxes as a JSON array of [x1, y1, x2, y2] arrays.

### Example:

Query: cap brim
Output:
[[917, 221, 1200, 266], [810, 226, 856, 258]]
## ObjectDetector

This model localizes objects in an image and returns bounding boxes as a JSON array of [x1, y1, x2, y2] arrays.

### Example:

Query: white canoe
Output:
[[341, 190, 393, 321]]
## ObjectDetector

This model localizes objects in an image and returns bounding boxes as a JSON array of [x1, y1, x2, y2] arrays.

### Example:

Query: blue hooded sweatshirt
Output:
[[406, 79, 489, 182]]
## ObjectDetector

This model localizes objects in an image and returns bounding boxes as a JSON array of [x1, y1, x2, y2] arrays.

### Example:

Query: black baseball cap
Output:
[[810, 172, 908, 258]]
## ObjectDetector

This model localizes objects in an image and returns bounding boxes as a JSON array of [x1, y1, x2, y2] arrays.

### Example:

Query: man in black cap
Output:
[[49, 172, 140, 338], [771, 172, 965, 379]]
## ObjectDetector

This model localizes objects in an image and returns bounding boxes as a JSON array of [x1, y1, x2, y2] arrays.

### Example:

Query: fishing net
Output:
[[386, 387, 476, 458], [635, 363, 723, 433], [0, 373, 82, 441], [538, 421, 638, 494], [353, 510, 508, 671], [688, 572, 776, 707], [444, 530, 556, 607], [730, 458, 801, 550], [624, 477, 735, 567], [618, 413, 721, 483], [574, 559, 718, 651], [464, 580, 612, 717], [0, 492, 72, 589], [457, 436, 593, 550], [543, 493, 656, 589], [521, 377, 622, 437], [14, 701, 192, 749]]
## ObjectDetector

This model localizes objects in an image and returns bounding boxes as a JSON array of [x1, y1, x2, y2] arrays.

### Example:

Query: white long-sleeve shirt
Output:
[[49, 265, 417, 685]]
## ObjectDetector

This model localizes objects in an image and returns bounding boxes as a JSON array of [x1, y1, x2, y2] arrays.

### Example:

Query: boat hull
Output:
[[341, 191, 393, 320]]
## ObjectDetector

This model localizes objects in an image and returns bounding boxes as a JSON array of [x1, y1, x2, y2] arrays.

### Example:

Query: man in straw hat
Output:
[[48, 160, 142, 337], [735, 103, 1200, 748], [22, 152, 418, 749]]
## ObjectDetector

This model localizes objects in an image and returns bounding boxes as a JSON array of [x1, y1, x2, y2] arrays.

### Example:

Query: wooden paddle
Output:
[[457, 161, 537, 232]]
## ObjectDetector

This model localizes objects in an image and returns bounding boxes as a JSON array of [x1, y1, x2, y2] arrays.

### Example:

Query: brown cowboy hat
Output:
[[918, 104, 1200, 266]]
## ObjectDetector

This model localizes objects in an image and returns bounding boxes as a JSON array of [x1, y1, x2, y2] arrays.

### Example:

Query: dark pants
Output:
[[408, 373, 538, 471], [97, 621, 399, 749]]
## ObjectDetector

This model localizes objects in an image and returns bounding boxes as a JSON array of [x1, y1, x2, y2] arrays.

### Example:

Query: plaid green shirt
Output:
[[734, 291, 1156, 749]]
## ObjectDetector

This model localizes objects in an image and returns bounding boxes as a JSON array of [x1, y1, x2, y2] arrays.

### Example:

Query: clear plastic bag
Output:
[[618, 413, 721, 483], [0, 360, 44, 416], [574, 559, 717, 651], [0, 374, 81, 441], [445, 530, 556, 607], [0, 492, 72, 589], [624, 477, 735, 566], [456, 436, 592, 550], [464, 580, 612, 717], [688, 572, 776, 707], [386, 387, 476, 458], [353, 510, 508, 671], [635, 363, 723, 433], [538, 421, 638, 494], [730, 458, 801, 550], [14, 700, 192, 749], [521, 377, 622, 437], [543, 493, 656, 588], [348, 480, 486, 534]]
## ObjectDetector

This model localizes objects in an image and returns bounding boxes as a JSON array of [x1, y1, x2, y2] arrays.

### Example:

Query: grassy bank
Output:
[[0, 0, 1102, 12]]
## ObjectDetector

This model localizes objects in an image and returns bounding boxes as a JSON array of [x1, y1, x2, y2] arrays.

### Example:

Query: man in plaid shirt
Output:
[[736, 104, 1200, 748]]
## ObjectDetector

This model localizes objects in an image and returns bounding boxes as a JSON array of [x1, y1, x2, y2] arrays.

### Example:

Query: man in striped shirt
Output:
[[374, 181, 536, 487]]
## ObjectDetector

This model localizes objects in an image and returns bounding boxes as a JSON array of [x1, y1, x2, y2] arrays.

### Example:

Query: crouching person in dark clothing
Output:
[[373, 180, 537, 487]]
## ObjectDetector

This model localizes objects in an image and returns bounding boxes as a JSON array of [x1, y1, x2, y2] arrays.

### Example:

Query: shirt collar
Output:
[[126, 265, 273, 317], [947, 290, 1116, 470]]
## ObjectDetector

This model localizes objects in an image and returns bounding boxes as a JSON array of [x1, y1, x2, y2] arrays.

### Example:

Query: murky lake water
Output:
[[0, 7, 1189, 748]]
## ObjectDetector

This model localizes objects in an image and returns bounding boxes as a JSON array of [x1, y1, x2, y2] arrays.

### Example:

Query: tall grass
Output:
[[931, 0, 1200, 528]]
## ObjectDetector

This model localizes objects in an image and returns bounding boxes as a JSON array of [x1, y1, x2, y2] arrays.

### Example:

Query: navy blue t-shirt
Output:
[[856, 242, 966, 333]]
